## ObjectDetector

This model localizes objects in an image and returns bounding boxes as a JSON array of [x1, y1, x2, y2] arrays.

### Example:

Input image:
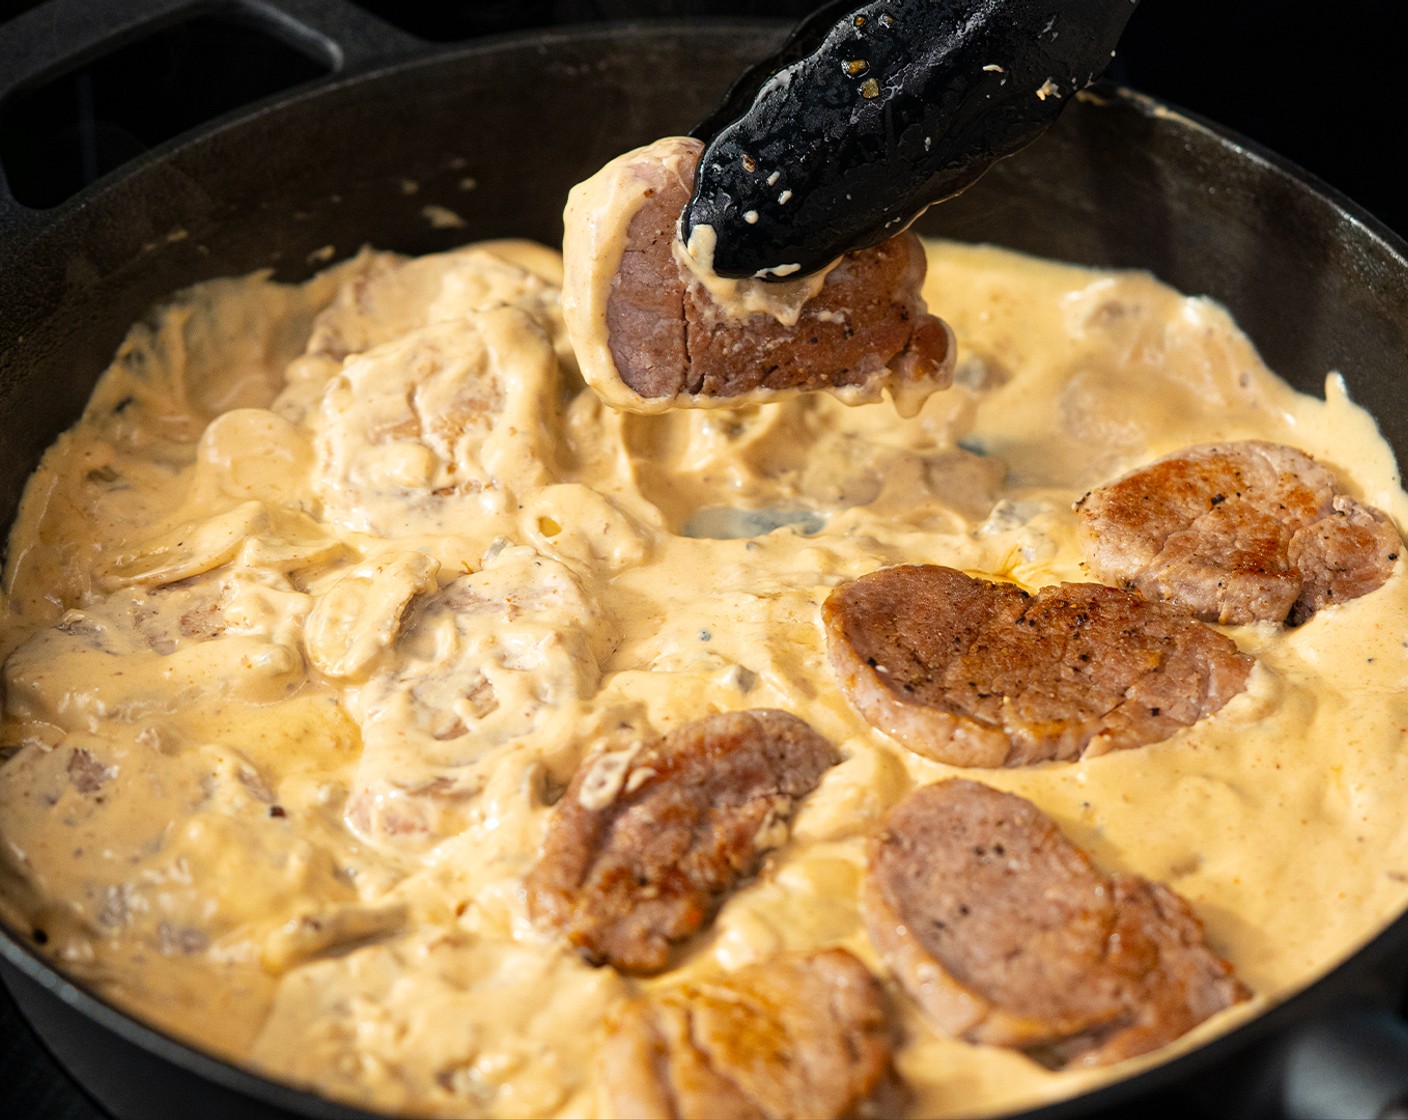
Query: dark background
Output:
[[0, 1, 1404, 1118], [1112, 0, 1408, 239], [1, 0, 1405, 235]]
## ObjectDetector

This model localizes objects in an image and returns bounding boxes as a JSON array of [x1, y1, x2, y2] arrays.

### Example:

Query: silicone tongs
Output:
[[685, 0, 1140, 280]]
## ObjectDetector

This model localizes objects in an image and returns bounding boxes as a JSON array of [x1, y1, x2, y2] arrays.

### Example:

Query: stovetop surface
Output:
[[1, 980, 102, 1120], [0, 2, 1403, 1118]]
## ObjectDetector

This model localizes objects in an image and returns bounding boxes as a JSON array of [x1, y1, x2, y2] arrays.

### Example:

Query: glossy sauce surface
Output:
[[1, 239, 1406, 1118]]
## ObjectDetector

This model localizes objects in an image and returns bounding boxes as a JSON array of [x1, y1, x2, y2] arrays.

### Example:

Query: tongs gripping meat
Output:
[[686, 0, 1139, 279]]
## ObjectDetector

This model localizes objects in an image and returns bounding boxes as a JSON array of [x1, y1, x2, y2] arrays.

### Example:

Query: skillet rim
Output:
[[1, 16, 1407, 1120]]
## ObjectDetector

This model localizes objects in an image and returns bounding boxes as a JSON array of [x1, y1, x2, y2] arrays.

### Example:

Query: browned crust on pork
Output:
[[598, 948, 903, 1120], [605, 137, 953, 404], [524, 709, 838, 975], [1075, 440, 1402, 625], [822, 565, 1252, 768], [865, 780, 1250, 1068]]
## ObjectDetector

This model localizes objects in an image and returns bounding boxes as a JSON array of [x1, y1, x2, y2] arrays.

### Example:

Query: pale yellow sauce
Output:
[[1, 238, 1406, 1119]]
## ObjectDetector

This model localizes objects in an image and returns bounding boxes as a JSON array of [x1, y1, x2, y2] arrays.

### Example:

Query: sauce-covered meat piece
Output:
[[867, 780, 1249, 1068], [1076, 440, 1402, 625], [309, 307, 560, 540], [561, 136, 954, 416], [823, 565, 1251, 768], [599, 948, 900, 1120], [525, 709, 838, 974]]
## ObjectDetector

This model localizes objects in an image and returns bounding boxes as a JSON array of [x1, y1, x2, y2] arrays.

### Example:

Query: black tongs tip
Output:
[[686, 0, 1139, 281]]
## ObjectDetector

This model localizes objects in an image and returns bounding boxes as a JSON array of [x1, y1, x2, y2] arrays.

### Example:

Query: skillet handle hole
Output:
[[0, 12, 332, 210]]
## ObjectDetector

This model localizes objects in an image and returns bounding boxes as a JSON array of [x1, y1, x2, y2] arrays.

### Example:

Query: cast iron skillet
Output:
[[3, 3, 1408, 1119]]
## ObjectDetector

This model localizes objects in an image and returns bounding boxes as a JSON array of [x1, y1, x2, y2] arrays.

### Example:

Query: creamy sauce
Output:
[[675, 223, 837, 321], [1, 238, 1407, 1119]]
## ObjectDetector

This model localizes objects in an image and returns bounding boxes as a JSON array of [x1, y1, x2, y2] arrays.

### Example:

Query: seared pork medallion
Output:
[[823, 565, 1252, 767], [1076, 440, 1402, 625], [561, 137, 954, 415], [525, 710, 838, 974], [598, 948, 899, 1120], [867, 780, 1250, 1067]]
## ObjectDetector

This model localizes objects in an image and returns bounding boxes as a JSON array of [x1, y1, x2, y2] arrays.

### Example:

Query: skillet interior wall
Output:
[[7, 1, 1404, 233]]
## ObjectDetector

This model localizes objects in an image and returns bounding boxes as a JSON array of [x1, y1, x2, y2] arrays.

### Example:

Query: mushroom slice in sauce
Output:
[[823, 565, 1252, 767], [561, 136, 954, 417], [866, 779, 1250, 1068], [1075, 440, 1402, 625], [524, 709, 838, 975], [599, 947, 901, 1120]]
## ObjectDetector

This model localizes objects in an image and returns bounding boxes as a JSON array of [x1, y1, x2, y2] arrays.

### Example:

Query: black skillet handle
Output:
[[0, 0, 426, 244], [0, 0, 426, 103]]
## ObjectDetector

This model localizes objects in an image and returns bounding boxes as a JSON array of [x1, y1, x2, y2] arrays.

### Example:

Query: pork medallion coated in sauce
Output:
[[561, 136, 954, 413], [340, 546, 614, 852], [598, 948, 901, 1120], [1076, 440, 1403, 625], [823, 565, 1253, 767], [524, 709, 838, 974], [309, 306, 561, 540], [866, 779, 1250, 1068]]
